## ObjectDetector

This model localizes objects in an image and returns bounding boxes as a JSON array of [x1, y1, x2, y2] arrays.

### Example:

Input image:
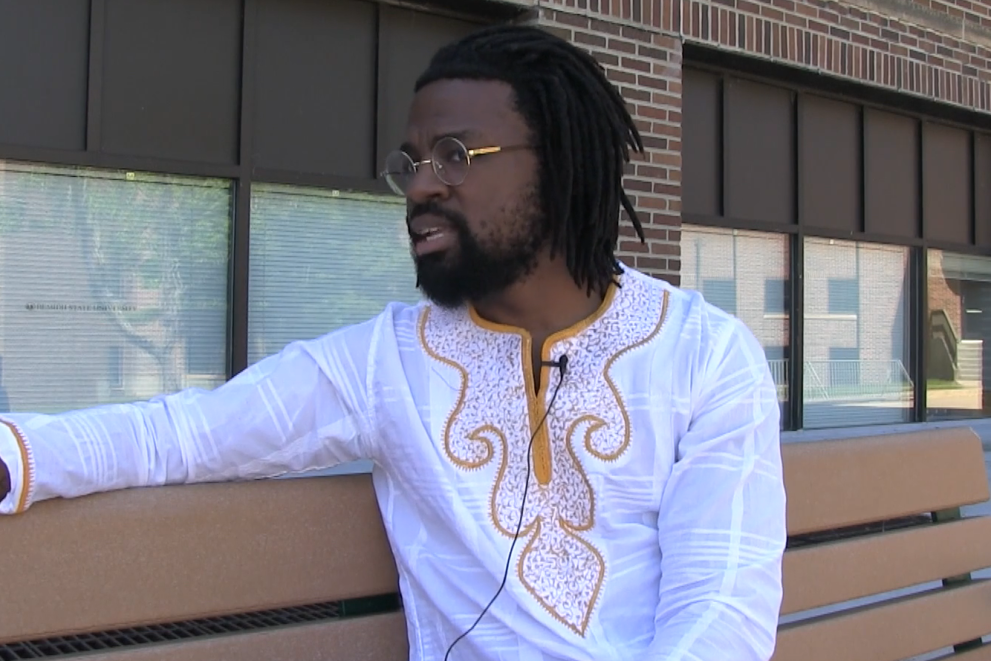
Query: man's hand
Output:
[[0, 455, 9, 501]]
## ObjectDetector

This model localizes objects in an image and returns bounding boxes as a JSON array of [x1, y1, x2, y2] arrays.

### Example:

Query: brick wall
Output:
[[518, 6, 685, 282], [521, 0, 991, 111], [678, 0, 991, 110], [500, 0, 991, 283]]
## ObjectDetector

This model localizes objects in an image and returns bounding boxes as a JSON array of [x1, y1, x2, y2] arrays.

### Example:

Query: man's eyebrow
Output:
[[399, 130, 486, 157], [442, 129, 485, 144]]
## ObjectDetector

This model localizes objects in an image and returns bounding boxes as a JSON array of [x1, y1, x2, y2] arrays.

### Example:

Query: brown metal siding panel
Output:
[[376, 7, 483, 171], [976, 133, 991, 249], [253, 0, 376, 178], [865, 109, 920, 239], [799, 95, 860, 234], [100, 0, 242, 164], [724, 78, 795, 225], [682, 68, 721, 216], [0, 0, 89, 151], [923, 122, 970, 246]]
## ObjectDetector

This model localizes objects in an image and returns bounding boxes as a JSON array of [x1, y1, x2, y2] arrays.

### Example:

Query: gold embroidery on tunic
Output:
[[419, 283, 670, 636]]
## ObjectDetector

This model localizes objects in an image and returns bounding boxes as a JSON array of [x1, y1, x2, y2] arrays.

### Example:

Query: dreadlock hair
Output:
[[414, 24, 646, 297]]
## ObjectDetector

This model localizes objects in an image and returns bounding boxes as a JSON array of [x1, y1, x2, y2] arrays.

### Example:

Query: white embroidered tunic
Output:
[[0, 267, 786, 661]]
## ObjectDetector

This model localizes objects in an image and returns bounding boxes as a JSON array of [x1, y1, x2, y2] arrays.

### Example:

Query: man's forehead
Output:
[[401, 129, 484, 154], [405, 79, 521, 146], [412, 78, 515, 108]]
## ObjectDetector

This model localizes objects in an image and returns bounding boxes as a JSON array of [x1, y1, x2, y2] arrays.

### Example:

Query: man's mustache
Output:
[[407, 202, 469, 232]]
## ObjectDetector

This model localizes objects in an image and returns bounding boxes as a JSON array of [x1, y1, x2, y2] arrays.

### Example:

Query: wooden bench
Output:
[[775, 426, 991, 661], [1, 427, 990, 660]]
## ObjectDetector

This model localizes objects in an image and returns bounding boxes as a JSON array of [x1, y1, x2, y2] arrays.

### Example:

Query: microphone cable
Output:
[[442, 355, 569, 661]]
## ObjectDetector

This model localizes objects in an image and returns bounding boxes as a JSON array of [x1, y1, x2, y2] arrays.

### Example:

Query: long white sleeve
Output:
[[0, 314, 380, 515], [646, 314, 787, 660]]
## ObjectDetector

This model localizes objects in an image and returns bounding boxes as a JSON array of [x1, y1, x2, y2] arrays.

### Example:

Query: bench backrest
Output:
[[776, 427, 991, 661], [1, 427, 989, 660], [0, 473, 407, 660]]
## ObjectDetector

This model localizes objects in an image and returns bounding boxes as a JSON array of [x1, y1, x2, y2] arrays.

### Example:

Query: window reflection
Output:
[[247, 185, 422, 366], [803, 238, 913, 428], [680, 225, 791, 427], [0, 162, 231, 413], [927, 250, 991, 420]]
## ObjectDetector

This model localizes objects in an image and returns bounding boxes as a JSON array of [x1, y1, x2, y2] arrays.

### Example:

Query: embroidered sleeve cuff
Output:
[[0, 420, 32, 515]]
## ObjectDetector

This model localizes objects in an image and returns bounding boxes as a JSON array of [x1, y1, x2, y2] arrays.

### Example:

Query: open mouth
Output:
[[409, 224, 456, 256], [412, 227, 446, 243]]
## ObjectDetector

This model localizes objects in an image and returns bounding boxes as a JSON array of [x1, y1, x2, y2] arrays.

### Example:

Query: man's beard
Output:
[[409, 200, 546, 309]]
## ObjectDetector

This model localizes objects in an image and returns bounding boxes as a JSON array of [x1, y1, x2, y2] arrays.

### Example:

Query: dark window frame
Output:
[[0, 0, 517, 381], [681, 57, 990, 430]]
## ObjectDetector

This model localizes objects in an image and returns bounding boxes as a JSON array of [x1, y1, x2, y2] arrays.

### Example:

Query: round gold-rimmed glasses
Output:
[[381, 136, 530, 196]]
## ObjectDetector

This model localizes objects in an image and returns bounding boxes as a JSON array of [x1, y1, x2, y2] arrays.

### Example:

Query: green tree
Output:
[[0, 167, 230, 393]]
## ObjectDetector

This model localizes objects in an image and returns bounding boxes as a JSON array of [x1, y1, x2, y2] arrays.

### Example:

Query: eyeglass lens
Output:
[[383, 136, 471, 195]]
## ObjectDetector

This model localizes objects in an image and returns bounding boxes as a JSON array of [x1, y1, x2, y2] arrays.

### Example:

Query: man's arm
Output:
[[646, 314, 786, 661], [0, 314, 382, 515], [0, 456, 8, 502]]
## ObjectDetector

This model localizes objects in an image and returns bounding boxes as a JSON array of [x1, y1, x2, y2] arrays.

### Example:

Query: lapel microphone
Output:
[[540, 354, 569, 375]]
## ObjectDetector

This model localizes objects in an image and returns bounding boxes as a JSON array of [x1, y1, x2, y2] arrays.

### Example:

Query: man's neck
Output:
[[471, 268, 606, 341]]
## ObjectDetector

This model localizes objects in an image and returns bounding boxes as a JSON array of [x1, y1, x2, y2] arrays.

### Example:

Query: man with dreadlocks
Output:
[[0, 24, 785, 661]]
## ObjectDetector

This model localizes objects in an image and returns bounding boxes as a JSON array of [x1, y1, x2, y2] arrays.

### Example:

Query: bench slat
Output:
[[782, 428, 988, 536], [74, 611, 409, 661], [931, 643, 991, 660], [782, 516, 991, 614], [772, 580, 991, 661], [0, 474, 398, 644]]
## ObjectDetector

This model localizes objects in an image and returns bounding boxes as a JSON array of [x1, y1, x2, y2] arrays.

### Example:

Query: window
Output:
[[681, 225, 791, 425], [0, 161, 231, 413], [107, 346, 124, 391], [765, 279, 788, 313], [702, 279, 737, 315], [247, 185, 422, 365], [827, 347, 861, 387], [828, 278, 860, 315], [804, 238, 913, 428], [927, 250, 991, 420]]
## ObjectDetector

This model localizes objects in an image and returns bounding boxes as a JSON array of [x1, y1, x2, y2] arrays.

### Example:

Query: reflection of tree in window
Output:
[[71, 174, 229, 392], [247, 187, 421, 366], [0, 165, 230, 402], [107, 346, 124, 391]]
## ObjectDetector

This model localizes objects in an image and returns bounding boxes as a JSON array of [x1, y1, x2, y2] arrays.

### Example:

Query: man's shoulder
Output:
[[619, 266, 757, 359], [619, 266, 734, 328]]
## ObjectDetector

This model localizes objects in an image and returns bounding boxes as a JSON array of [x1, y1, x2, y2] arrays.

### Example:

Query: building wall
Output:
[[2, 0, 990, 428], [503, 0, 991, 282]]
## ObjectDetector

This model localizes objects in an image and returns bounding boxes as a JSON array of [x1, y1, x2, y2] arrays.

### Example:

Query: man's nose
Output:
[[405, 161, 451, 204]]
